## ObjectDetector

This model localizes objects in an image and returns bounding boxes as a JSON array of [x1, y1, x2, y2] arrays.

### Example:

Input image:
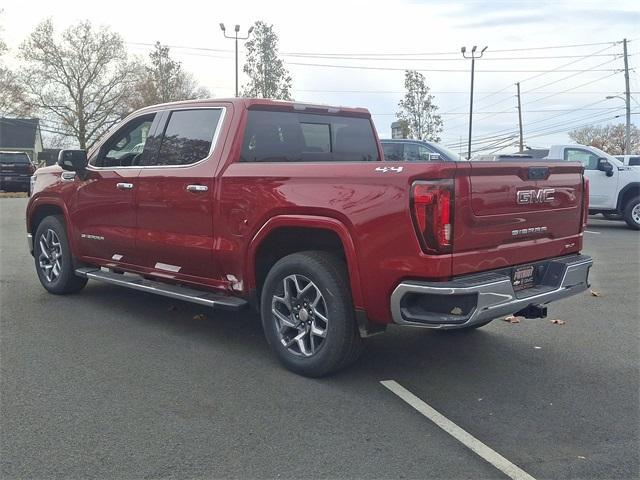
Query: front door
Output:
[[70, 112, 160, 266], [564, 147, 618, 209], [135, 108, 225, 284]]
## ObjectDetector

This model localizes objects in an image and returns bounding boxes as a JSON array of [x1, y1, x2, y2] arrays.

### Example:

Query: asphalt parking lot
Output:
[[1, 197, 638, 480]]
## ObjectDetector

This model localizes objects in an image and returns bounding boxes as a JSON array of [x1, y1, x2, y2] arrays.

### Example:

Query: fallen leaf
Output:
[[577, 455, 586, 460], [503, 315, 521, 324], [549, 319, 566, 325], [450, 307, 463, 315], [534, 346, 542, 349], [168, 305, 177, 312], [590, 289, 601, 297], [193, 313, 207, 321]]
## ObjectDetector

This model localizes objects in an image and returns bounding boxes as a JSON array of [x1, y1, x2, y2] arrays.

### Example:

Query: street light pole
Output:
[[461, 45, 488, 160], [220, 23, 254, 97]]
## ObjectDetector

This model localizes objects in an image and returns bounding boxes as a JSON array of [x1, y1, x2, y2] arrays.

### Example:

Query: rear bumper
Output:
[[0, 176, 30, 191], [390, 254, 592, 329]]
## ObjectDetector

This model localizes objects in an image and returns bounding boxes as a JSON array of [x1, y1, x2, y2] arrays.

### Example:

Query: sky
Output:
[[1, 0, 639, 155]]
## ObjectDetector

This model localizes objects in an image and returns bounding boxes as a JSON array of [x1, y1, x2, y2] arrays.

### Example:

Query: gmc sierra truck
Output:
[[27, 98, 593, 377]]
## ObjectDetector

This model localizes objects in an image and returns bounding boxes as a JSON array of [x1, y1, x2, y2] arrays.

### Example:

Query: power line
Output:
[[127, 39, 625, 57]]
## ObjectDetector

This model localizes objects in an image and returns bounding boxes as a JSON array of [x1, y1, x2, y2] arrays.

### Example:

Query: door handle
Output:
[[186, 184, 208, 193], [116, 182, 134, 190]]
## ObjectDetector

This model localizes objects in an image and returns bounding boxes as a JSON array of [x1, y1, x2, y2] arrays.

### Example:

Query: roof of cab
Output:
[[136, 97, 371, 117]]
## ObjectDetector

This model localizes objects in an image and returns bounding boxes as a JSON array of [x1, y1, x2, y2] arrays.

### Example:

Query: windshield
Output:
[[588, 146, 619, 162]]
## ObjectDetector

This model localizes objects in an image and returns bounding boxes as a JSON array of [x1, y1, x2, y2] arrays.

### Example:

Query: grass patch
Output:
[[0, 192, 28, 198]]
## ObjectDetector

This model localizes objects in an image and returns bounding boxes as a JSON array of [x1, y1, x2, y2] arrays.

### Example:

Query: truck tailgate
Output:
[[452, 161, 585, 276]]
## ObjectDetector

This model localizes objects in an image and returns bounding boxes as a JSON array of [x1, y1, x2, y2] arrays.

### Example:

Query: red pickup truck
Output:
[[27, 98, 592, 376]]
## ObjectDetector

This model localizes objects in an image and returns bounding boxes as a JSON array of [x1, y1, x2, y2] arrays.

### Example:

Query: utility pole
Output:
[[219, 23, 254, 97], [461, 45, 488, 160], [516, 82, 524, 152], [623, 38, 631, 154]]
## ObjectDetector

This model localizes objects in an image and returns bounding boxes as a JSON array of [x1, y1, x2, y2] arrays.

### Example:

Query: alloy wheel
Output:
[[38, 228, 62, 283], [271, 274, 328, 357], [632, 203, 640, 225]]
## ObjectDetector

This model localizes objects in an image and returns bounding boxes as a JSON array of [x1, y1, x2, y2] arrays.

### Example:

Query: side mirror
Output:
[[58, 150, 88, 174], [597, 158, 614, 177]]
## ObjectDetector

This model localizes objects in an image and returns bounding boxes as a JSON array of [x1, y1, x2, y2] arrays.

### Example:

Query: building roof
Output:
[[0, 118, 42, 149]]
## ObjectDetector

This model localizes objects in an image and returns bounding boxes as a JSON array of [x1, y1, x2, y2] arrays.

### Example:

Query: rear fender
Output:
[[246, 215, 363, 309]]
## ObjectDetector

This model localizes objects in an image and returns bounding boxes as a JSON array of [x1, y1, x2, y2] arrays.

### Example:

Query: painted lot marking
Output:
[[585, 230, 601, 234], [381, 380, 536, 480]]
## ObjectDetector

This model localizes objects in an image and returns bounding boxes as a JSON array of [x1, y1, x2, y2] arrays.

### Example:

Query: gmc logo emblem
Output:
[[517, 188, 555, 204]]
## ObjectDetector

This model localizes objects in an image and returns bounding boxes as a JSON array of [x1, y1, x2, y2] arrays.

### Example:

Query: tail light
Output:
[[411, 180, 454, 254], [583, 177, 590, 228]]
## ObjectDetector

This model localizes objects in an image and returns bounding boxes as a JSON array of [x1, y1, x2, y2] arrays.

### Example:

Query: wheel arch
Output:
[[27, 198, 74, 256], [246, 215, 363, 310], [616, 182, 640, 212]]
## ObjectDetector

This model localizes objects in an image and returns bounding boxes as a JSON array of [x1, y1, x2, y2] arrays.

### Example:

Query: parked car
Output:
[[27, 98, 592, 377], [0, 151, 36, 192], [545, 145, 640, 230], [615, 155, 640, 166], [380, 139, 463, 162]]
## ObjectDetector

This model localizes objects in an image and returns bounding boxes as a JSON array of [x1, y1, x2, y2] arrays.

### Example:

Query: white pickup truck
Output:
[[545, 145, 640, 230]]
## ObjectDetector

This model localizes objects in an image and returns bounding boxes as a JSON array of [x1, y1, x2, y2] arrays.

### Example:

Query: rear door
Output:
[[452, 161, 585, 276], [135, 107, 226, 283]]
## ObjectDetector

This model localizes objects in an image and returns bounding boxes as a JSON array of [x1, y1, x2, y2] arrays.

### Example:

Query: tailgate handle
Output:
[[528, 167, 549, 180]]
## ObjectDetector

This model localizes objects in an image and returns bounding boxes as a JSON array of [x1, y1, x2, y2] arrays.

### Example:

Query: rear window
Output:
[[240, 110, 379, 162], [0, 153, 30, 164]]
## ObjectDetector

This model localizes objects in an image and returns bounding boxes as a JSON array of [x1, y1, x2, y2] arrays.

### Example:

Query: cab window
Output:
[[147, 109, 223, 166], [403, 143, 433, 161], [564, 148, 599, 170], [92, 114, 156, 168], [382, 143, 403, 161]]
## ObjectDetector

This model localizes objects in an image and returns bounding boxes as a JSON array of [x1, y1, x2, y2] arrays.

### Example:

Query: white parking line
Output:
[[381, 380, 536, 480], [585, 230, 601, 234]]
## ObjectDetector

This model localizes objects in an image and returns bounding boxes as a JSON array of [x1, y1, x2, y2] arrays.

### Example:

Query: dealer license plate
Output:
[[512, 264, 535, 291]]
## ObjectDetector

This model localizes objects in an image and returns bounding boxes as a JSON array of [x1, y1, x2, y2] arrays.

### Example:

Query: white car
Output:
[[545, 145, 640, 230], [615, 155, 640, 167]]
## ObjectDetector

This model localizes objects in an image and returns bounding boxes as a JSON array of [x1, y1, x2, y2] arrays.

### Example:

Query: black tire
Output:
[[623, 197, 640, 230], [34, 215, 87, 294], [260, 251, 364, 377]]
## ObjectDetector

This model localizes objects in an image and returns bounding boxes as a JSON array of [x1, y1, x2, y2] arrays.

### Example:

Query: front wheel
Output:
[[260, 251, 363, 377], [623, 197, 640, 230], [34, 215, 87, 294]]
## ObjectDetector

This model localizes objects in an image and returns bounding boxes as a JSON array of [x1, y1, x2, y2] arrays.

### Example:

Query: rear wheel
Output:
[[34, 215, 87, 294], [260, 251, 363, 377], [623, 197, 640, 230]]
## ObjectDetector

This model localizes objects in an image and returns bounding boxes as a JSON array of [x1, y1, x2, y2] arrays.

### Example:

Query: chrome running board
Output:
[[75, 267, 247, 310]]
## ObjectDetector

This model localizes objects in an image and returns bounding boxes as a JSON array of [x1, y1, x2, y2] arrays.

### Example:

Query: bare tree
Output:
[[126, 42, 210, 111], [19, 19, 137, 149], [569, 123, 639, 155], [242, 21, 292, 100], [0, 11, 32, 117], [396, 70, 443, 142]]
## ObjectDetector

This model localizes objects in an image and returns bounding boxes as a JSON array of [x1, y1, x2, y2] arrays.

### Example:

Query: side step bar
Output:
[[75, 268, 248, 310]]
